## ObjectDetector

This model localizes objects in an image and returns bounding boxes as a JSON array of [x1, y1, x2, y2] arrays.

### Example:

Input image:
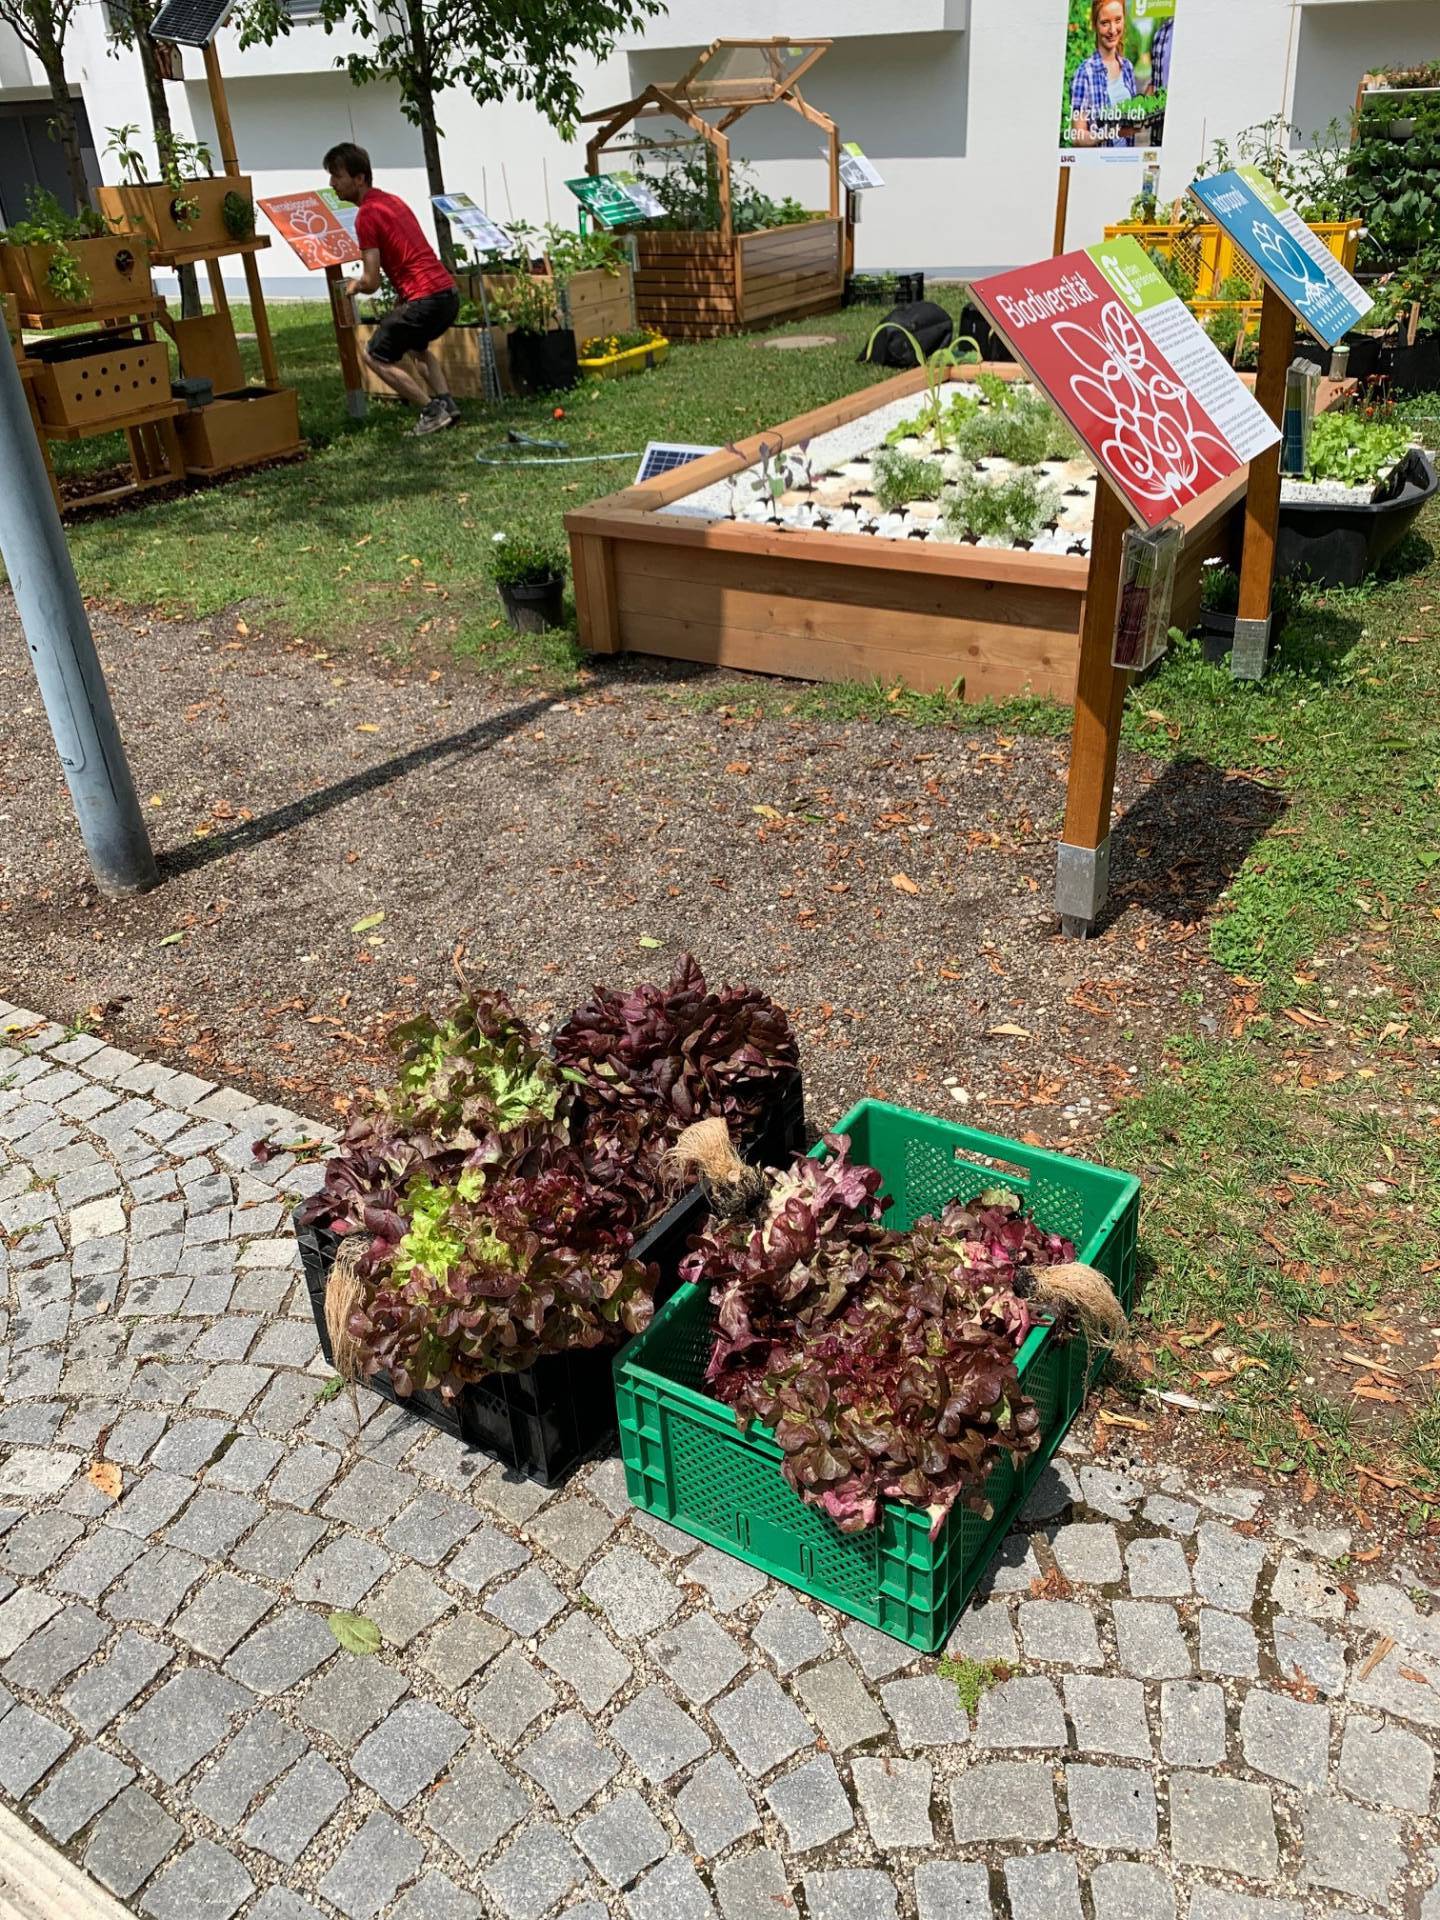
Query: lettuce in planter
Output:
[[684, 1141, 1077, 1536], [300, 960, 798, 1398], [554, 952, 799, 1134]]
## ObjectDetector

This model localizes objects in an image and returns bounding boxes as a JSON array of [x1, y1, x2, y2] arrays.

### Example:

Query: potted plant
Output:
[[0, 188, 150, 323], [487, 530, 568, 631], [488, 224, 577, 393], [294, 958, 803, 1480], [98, 124, 256, 256]]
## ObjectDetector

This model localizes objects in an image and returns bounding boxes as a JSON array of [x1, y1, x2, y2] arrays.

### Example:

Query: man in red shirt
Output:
[[325, 141, 460, 436]]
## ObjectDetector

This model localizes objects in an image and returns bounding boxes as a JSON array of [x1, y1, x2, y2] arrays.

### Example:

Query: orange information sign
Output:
[[258, 192, 362, 271]]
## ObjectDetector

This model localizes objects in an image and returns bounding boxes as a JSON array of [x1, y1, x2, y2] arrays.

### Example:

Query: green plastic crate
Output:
[[614, 1099, 1140, 1651]]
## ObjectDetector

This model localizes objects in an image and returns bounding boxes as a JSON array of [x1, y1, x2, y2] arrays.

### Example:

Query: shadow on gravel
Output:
[[1103, 756, 1288, 931], [156, 691, 565, 879]]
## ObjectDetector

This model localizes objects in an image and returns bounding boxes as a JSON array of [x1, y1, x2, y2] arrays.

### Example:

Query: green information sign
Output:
[[565, 175, 647, 229]]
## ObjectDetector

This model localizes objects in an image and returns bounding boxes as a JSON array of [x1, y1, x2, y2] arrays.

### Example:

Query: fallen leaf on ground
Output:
[[87, 1461, 122, 1499], [351, 912, 386, 934], [328, 1610, 381, 1655], [988, 1023, 1031, 1039], [891, 874, 921, 895]]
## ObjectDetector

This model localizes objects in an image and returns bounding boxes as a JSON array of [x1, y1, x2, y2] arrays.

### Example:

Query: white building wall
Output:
[[1, 0, 1435, 296]]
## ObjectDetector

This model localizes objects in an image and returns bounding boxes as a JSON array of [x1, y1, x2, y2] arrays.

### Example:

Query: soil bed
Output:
[[0, 593, 1271, 1144]]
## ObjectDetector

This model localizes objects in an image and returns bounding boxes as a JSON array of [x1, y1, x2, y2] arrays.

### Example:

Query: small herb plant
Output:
[[872, 448, 945, 513], [945, 471, 1060, 545], [222, 190, 256, 241], [862, 324, 983, 451], [486, 532, 567, 590], [956, 388, 1076, 466], [1303, 412, 1412, 486]]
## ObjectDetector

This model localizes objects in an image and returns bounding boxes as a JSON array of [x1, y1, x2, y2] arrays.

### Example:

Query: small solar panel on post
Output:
[[147, 0, 233, 45]]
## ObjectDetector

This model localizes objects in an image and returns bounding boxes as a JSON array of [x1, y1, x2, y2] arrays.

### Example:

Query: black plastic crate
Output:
[[294, 1070, 805, 1483]]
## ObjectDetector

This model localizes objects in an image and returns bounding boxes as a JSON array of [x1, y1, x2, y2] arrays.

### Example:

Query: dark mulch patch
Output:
[[0, 594, 1275, 1144]]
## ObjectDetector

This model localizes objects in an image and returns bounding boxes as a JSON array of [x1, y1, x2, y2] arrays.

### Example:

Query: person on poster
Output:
[[323, 141, 460, 436], [1149, 12, 1172, 91], [1070, 0, 1137, 148]]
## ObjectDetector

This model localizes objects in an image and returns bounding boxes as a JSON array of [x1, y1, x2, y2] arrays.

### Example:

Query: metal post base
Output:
[[1231, 614, 1271, 682], [345, 388, 368, 420], [1056, 837, 1111, 938]]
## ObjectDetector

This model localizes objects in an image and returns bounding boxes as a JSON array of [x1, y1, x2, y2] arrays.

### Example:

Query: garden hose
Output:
[[474, 428, 641, 468]]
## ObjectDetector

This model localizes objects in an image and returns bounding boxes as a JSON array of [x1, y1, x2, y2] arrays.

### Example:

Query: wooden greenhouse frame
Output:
[[581, 37, 846, 338]]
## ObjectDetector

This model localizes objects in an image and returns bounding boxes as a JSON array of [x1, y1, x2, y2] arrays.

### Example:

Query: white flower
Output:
[[491, 531, 508, 543]]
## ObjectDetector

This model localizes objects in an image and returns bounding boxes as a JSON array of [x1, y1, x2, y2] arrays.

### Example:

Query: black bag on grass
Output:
[[860, 300, 953, 368]]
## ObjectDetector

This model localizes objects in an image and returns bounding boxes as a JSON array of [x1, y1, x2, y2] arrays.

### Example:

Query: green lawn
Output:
[[40, 295, 1440, 1519]]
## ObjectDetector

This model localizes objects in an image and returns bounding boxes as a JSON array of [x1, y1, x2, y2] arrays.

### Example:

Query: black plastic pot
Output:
[[507, 326, 578, 394], [1343, 333, 1383, 381], [1342, 331, 1440, 394], [1197, 607, 1237, 664], [1276, 449, 1438, 590], [498, 573, 566, 633], [293, 1070, 805, 1484]]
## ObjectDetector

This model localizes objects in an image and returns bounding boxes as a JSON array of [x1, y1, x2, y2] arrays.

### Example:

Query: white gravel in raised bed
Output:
[[660, 384, 1098, 557]]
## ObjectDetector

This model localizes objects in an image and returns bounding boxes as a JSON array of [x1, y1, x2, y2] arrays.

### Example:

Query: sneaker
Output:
[[441, 396, 461, 421], [412, 401, 453, 437]]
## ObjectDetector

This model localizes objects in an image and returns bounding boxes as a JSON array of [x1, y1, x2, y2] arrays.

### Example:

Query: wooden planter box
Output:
[[634, 216, 843, 339], [97, 177, 255, 259], [566, 364, 1250, 704], [579, 338, 669, 380], [28, 336, 171, 433], [357, 318, 511, 399], [564, 262, 636, 345], [0, 236, 152, 323], [175, 385, 302, 475]]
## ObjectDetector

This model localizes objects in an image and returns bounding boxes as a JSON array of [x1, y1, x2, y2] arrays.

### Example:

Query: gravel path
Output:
[[1, 1010, 1438, 1920], [0, 595, 1278, 1148]]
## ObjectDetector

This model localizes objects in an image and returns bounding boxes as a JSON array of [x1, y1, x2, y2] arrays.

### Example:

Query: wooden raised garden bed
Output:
[[175, 386, 303, 476], [563, 261, 636, 344], [0, 235, 153, 325], [566, 362, 1250, 703]]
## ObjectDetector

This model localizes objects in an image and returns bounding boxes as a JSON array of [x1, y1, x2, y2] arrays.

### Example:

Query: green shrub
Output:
[[872, 448, 945, 512], [486, 532, 567, 589], [944, 471, 1059, 545]]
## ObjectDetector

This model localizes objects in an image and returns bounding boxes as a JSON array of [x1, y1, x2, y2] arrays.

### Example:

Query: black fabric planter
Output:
[[1343, 333, 1383, 381], [1343, 331, 1440, 394], [508, 327, 578, 394], [959, 304, 1013, 364], [293, 1070, 805, 1484], [1198, 608, 1237, 664], [499, 573, 565, 633], [1277, 449, 1438, 590]]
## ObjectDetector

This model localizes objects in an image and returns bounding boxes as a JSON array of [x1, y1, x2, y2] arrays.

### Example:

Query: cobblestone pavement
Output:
[[1, 999, 1439, 1920]]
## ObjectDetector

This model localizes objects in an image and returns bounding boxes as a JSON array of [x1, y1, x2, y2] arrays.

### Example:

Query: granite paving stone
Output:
[[117, 1669, 252, 1786], [1050, 1521, 1123, 1584], [914, 1861, 993, 1920], [951, 1758, 1057, 1842], [974, 1675, 1067, 1748], [371, 1564, 452, 1647], [537, 1613, 631, 1711], [751, 1593, 831, 1676], [1271, 1613, 1346, 1697], [424, 1749, 531, 1866], [318, 1810, 424, 1920], [1338, 1712, 1435, 1811], [419, 1612, 510, 1695], [1113, 1600, 1193, 1678], [83, 1786, 183, 1900], [763, 1756, 855, 1852], [1064, 1673, 1153, 1758], [1160, 1680, 1227, 1766], [295, 1652, 408, 1745], [711, 1672, 814, 1776], [1127, 1535, 1193, 1597], [481, 1822, 585, 1920], [224, 1610, 336, 1696], [1066, 1762, 1159, 1849], [1019, 1597, 1104, 1666], [794, 1657, 886, 1752], [1170, 1772, 1279, 1879], [138, 1837, 254, 1920], [523, 1496, 612, 1573], [1091, 1864, 1177, 1920], [471, 1650, 557, 1751], [612, 1683, 712, 1782], [383, 1491, 480, 1566], [651, 1612, 747, 1705], [881, 1674, 970, 1748], [683, 1546, 768, 1615], [1199, 1606, 1260, 1678], [243, 1750, 347, 1866], [351, 1698, 469, 1808], [575, 1788, 669, 1888], [187, 1711, 307, 1828], [1238, 1689, 1330, 1791], [674, 1754, 761, 1858], [803, 1870, 898, 1920], [291, 1531, 391, 1606], [1005, 1854, 1084, 1920], [447, 1526, 531, 1595], [29, 1744, 135, 1843], [1298, 1796, 1406, 1901], [1193, 1523, 1267, 1613], [627, 1854, 719, 1920], [229, 1510, 327, 1580], [852, 1754, 934, 1847], [62, 1629, 173, 1735], [485, 1566, 568, 1637], [0, 1703, 72, 1796], [714, 1851, 792, 1920], [389, 1873, 483, 1920], [171, 1573, 273, 1659], [517, 1711, 620, 1817], [580, 1545, 681, 1637], [2, 1599, 106, 1692]]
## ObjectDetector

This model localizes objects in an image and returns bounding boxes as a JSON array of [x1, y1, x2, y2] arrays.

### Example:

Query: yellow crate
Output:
[[1103, 218, 1362, 312], [578, 337, 670, 381]]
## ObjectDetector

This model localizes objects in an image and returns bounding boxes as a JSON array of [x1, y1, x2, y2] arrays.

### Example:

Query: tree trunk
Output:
[[37, 48, 91, 212], [401, 0, 454, 272]]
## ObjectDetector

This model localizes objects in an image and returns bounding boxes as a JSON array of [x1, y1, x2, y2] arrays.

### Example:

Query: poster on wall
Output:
[[1060, 0, 1175, 163], [969, 236, 1280, 528], [1189, 167, 1373, 348]]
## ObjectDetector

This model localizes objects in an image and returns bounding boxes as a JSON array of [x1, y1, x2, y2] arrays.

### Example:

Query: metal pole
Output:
[[0, 335, 159, 896]]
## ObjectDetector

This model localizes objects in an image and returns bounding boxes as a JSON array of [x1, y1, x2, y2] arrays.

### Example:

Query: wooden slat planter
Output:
[[357, 318, 512, 399], [175, 386, 303, 476], [634, 217, 842, 339], [566, 364, 1253, 703], [564, 263, 636, 345], [27, 336, 171, 433], [97, 177, 255, 259], [0, 236, 153, 326]]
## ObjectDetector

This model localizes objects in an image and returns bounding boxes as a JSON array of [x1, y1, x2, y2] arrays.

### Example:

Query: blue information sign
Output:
[[1189, 167, 1370, 349]]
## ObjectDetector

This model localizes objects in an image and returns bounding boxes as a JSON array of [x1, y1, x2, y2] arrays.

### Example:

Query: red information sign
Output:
[[969, 239, 1279, 529], [258, 192, 362, 271]]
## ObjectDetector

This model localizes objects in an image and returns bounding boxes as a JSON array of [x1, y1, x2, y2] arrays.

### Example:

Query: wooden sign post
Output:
[[257, 192, 368, 418], [970, 238, 1281, 936], [1189, 166, 1373, 679]]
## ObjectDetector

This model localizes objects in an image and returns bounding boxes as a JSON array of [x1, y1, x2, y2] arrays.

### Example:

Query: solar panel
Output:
[[148, 0, 233, 47], [634, 442, 717, 485]]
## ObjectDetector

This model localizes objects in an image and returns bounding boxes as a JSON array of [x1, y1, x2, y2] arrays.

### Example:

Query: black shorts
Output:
[[368, 286, 460, 364]]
